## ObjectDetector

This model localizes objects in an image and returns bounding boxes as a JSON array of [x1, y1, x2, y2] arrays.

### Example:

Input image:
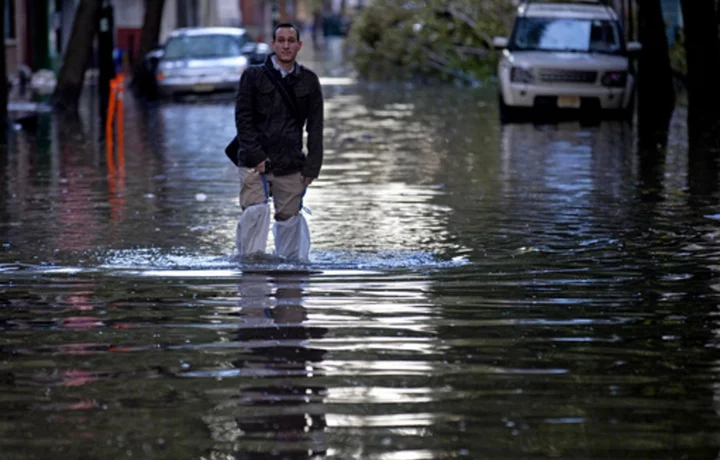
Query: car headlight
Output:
[[601, 71, 627, 87], [157, 61, 179, 79], [510, 66, 533, 83]]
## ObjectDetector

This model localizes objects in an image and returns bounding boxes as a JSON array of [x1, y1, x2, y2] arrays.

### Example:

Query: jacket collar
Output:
[[264, 53, 300, 78]]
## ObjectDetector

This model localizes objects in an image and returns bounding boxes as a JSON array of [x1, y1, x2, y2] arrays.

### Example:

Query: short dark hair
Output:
[[273, 22, 300, 41]]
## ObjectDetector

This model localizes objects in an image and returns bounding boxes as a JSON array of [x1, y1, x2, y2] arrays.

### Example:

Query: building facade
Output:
[[4, 0, 78, 81], [160, 0, 242, 42], [4, 0, 23, 82]]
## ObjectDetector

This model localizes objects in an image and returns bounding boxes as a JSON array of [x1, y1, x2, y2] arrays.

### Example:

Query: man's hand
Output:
[[254, 160, 267, 173], [302, 176, 314, 187]]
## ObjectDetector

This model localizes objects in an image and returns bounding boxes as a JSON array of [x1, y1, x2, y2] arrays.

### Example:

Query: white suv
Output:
[[493, 1, 641, 122]]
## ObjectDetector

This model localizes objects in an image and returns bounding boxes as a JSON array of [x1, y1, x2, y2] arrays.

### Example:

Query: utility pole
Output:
[[98, 1, 116, 125], [272, 0, 280, 29], [0, 0, 8, 135], [32, 0, 51, 70], [619, 0, 627, 42], [262, 0, 279, 42]]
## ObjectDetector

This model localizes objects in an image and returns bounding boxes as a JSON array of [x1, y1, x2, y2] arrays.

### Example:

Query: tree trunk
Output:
[[0, 0, 8, 135], [131, 0, 165, 95], [681, 0, 720, 153], [136, 0, 165, 70], [682, 0, 720, 197], [51, 0, 102, 113], [637, 0, 675, 149]]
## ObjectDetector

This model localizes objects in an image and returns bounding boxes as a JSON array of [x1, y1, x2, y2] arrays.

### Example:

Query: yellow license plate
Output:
[[557, 96, 581, 108], [193, 83, 214, 92]]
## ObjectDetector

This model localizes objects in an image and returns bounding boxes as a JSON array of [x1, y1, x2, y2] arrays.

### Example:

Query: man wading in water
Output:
[[231, 23, 324, 261]]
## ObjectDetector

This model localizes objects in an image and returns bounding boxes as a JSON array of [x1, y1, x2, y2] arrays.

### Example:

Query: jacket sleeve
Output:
[[235, 69, 267, 168], [303, 76, 324, 179]]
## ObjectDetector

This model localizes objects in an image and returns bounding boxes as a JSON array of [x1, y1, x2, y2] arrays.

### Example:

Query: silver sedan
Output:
[[153, 27, 269, 98]]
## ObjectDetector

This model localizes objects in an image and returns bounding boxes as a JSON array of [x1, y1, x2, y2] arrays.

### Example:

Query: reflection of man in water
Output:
[[211, 273, 328, 459]]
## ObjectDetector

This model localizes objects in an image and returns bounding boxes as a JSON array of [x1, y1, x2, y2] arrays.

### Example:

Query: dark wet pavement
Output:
[[1, 40, 720, 459]]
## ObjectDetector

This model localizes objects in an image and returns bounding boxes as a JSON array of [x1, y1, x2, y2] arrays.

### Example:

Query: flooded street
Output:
[[1, 42, 720, 459]]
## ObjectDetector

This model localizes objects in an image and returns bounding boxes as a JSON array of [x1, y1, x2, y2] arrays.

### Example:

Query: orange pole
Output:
[[116, 74, 125, 173], [105, 77, 118, 175]]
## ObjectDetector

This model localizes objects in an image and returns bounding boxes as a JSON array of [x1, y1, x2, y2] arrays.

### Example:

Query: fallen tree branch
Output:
[[453, 45, 489, 57], [444, 6, 494, 47], [424, 48, 477, 83]]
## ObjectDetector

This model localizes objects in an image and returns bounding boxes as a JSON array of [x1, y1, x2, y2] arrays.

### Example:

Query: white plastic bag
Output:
[[273, 213, 310, 261], [235, 203, 271, 257]]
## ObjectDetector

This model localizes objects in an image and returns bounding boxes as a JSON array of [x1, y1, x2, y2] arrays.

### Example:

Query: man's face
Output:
[[272, 27, 302, 64]]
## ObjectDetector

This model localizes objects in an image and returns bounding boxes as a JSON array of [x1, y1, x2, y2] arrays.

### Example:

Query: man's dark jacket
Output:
[[231, 56, 324, 178]]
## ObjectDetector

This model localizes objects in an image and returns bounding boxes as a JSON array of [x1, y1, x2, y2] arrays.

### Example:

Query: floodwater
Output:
[[1, 42, 720, 459]]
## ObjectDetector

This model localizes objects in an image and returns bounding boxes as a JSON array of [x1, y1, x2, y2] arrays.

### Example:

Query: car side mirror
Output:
[[626, 41, 642, 53], [255, 43, 270, 55], [242, 42, 270, 64], [241, 43, 257, 55], [145, 48, 164, 61], [492, 37, 508, 49]]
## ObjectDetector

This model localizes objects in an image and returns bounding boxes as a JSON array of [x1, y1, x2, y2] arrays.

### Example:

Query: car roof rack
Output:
[[519, 0, 612, 6], [518, 0, 616, 16]]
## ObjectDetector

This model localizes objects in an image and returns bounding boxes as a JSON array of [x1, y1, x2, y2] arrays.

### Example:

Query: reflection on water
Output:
[[202, 273, 328, 459], [1, 52, 720, 458]]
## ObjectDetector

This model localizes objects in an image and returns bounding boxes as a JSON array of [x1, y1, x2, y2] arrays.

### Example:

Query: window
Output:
[[4, 0, 15, 39], [511, 17, 621, 54], [164, 34, 243, 59]]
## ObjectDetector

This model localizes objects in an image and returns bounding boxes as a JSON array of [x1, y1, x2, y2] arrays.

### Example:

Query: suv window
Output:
[[510, 17, 622, 54]]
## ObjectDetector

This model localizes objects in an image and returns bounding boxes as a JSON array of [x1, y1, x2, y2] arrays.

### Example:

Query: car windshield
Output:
[[163, 34, 244, 59], [510, 17, 622, 54]]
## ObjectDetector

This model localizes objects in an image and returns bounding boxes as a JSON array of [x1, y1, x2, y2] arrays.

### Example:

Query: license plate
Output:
[[193, 83, 214, 92], [557, 96, 581, 108]]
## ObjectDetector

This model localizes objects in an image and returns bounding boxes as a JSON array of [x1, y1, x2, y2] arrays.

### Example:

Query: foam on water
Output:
[[0, 247, 468, 277]]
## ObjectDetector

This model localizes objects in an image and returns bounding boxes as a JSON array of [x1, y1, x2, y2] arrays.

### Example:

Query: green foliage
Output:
[[347, 0, 515, 83]]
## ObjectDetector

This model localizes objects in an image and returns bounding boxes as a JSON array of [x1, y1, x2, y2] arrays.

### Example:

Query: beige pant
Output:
[[238, 168, 305, 221]]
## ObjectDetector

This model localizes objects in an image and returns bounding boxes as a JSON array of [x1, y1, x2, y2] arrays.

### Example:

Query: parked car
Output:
[[138, 27, 270, 99], [492, 1, 641, 122]]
